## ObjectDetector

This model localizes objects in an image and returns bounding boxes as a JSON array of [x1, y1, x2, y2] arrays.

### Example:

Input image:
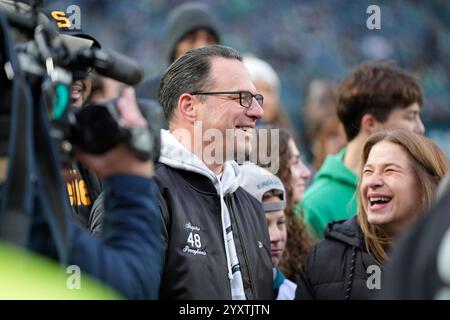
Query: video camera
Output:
[[0, 0, 162, 261], [1, 0, 161, 163]]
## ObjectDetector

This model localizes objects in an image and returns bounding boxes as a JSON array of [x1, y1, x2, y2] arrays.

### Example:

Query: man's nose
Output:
[[415, 117, 425, 135], [247, 98, 263, 120]]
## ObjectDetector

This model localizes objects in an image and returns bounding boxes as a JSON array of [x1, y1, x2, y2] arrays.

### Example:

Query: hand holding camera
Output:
[[74, 87, 154, 178]]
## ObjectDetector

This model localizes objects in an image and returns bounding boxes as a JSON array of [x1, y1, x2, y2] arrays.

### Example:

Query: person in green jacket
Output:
[[297, 61, 426, 239]]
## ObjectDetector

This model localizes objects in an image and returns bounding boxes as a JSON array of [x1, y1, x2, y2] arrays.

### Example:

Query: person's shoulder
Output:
[[302, 179, 334, 202], [154, 162, 187, 183], [313, 235, 350, 256], [302, 179, 343, 212], [325, 217, 363, 247], [155, 162, 170, 174], [303, 236, 352, 282], [303, 155, 348, 199], [315, 148, 352, 176], [154, 162, 170, 183], [154, 163, 190, 197], [302, 162, 356, 212], [236, 186, 264, 212]]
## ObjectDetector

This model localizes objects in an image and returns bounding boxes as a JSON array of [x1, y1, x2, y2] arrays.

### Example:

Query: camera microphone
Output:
[[74, 48, 143, 86]]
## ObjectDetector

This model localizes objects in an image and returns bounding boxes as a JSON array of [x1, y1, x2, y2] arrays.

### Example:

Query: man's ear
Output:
[[177, 93, 197, 124], [361, 114, 381, 135]]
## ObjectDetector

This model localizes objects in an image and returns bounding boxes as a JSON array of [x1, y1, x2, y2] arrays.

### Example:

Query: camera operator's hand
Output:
[[74, 87, 154, 178]]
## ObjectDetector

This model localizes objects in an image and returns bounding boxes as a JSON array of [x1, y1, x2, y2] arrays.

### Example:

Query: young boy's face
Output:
[[377, 102, 425, 135], [264, 196, 287, 268]]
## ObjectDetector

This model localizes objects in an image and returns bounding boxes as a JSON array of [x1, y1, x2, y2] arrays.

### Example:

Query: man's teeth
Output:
[[238, 127, 252, 132]]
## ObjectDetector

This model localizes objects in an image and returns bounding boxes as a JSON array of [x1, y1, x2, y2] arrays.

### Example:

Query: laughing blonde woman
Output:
[[296, 129, 449, 300]]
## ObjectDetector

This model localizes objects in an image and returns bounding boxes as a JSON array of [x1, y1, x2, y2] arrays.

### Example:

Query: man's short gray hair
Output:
[[158, 45, 242, 122]]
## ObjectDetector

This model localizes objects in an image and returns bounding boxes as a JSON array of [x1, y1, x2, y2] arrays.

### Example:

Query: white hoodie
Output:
[[159, 129, 246, 299]]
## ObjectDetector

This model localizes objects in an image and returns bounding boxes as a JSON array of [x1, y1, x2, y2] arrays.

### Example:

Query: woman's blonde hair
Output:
[[357, 129, 449, 264]]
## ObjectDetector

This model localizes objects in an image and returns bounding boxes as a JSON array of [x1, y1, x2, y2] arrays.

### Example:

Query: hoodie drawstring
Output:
[[344, 246, 357, 300], [218, 180, 233, 280]]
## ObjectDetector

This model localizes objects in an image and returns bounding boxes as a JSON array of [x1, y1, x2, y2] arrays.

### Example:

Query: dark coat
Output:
[[155, 163, 273, 300], [296, 216, 380, 300]]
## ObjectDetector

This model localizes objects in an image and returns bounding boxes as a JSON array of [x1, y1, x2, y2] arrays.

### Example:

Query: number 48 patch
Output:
[[187, 232, 202, 248]]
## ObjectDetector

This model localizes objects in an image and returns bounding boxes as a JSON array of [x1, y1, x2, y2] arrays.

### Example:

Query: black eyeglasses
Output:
[[190, 91, 264, 108]]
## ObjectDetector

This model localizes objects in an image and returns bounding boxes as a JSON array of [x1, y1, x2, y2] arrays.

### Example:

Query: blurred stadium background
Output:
[[44, 0, 450, 161]]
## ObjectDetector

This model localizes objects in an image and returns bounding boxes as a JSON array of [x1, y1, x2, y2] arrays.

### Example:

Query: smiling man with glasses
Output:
[[154, 45, 272, 300], [190, 91, 264, 109]]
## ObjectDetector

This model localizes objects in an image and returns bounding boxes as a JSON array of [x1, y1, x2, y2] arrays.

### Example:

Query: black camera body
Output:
[[67, 98, 162, 163]]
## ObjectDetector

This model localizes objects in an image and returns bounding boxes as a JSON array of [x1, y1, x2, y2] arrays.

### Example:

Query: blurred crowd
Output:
[[46, 0, 450, 160], [1, 0, 450, 301]]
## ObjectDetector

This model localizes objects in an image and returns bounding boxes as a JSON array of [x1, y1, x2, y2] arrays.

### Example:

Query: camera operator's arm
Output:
[[66, 88, 164, 299]]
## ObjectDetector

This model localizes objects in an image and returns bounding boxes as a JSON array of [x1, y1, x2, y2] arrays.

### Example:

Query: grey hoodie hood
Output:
[[158, 129, 241, 195]]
